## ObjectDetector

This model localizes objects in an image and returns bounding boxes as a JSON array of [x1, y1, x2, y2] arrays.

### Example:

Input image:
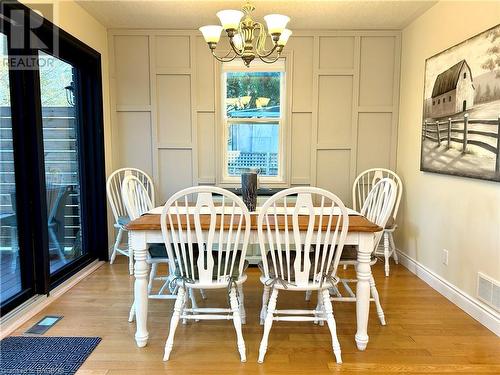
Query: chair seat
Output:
[[258, 250, 338, 282], [117, 216, 131, 227], [171, 245, 249, 281], [176, 273, 248, 290], [259, 275, 336, 291], [148, 243, 168, 258]]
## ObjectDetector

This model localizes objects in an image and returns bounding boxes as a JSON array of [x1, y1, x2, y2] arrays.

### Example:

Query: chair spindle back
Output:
[[258, 187, 349, 288], [352, 168, 402, 222], [160, 186, 251, 285]]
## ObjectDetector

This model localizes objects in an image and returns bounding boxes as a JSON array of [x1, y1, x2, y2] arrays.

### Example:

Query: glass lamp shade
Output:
[[277, 29, 292, 46], [216, 10, 244, 30], [233, 33, 243, 50], [264, 14, 290, 35], [199, 25, 223, 44]]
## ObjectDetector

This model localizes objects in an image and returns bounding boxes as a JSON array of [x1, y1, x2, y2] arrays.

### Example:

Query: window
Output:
[[443, 97, 445, 103], [438, 98, 440, 104], [432, 100, 435, 105], [463, 72, 467, 79], [221, 59, 286, 183], [449, 96, 452, 101]]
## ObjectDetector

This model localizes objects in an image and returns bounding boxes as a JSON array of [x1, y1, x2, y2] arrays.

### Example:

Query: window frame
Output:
[[217, 56, 291, 187]]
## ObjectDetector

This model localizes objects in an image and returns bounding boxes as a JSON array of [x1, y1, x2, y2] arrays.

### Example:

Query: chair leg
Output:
[[389, 232, 399, 264], [49, 228, 67, 264], [237, 284, 246, 324], [229, 286, 246, 362], [182, 290, 189, 325], [383, 231, 390, 277], [258, 288, 278, 363], [163, 287, 186, 361], [314, 293, 319, 324], [260, 285, 270, 325], [369, 275, 386, 325], [305, 290, 312, 301], [110, 228, 124, 264], [321, 289, 342, 364], [148, 263, 158, 294], [200, 289, 207, 300], [128, 301, 135, 323]]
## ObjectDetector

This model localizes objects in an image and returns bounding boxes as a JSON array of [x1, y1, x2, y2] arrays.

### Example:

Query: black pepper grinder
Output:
[[241, 169, 258, 211]]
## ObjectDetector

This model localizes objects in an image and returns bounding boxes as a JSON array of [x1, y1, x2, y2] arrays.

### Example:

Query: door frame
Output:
[[0, 1, 107, 315]]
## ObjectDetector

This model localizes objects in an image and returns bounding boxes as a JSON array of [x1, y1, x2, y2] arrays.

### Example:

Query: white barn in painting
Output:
[[430, 60, 475, 118]]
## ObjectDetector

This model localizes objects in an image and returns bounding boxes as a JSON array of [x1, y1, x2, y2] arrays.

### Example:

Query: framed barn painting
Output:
[[421, 24, 500, 182]]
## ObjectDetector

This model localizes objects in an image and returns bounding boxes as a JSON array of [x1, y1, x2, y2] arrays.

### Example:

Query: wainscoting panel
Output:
[[319, 36, 355, 70], [317, 75, 353, 147], [158, 149, 193, 203], [286, 36, 314, 113], [115, 112, 153, 176], [113, 35, 150, 107], [155, 36, 190, 69], [316, 149, 351, 204], [197, 112, 216, 183], [359, 36, 396, 107], [156, 74, 192, 145], [357, 112, 393, 174], [291, 112, 312, 184], [109, 30, 400, 202]]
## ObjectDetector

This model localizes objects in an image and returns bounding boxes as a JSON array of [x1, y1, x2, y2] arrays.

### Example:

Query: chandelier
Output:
[[199, 1, 292, 67]]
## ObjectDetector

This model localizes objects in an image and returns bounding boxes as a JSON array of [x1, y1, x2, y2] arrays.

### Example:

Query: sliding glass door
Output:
[[0, 2, 107, 315], [0, 33, 22, 305], [39, 52, 85, 274]]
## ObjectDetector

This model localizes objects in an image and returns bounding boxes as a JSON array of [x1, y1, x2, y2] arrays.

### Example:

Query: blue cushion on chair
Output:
[[117, 216, 130, 226]]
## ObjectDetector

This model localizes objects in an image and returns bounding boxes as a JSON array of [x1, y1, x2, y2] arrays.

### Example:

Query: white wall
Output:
[[108, 30, 401, 206], [397, 1, 500, 307]]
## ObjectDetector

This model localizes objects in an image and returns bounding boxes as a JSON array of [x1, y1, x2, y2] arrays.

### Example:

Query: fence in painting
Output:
[[423, 113, 500, 173], [227, 151, 279, 176]]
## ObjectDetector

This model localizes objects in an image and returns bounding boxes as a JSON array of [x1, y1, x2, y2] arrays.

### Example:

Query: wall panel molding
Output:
[[108, 29, 401, 204]]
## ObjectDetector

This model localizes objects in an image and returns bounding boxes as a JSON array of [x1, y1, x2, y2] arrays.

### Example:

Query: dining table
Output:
[[125, 207, 382, 351]]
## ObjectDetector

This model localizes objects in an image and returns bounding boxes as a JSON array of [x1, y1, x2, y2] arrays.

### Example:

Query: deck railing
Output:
[[0, 106, 81, 248]]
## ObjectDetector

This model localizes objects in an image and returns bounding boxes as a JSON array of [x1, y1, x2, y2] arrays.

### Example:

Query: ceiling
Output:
[[76, 0, 437, 30]]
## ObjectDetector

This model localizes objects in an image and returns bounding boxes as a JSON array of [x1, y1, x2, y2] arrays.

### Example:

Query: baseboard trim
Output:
[[0, 260, 105, 339], [396, 250, 500, 336]]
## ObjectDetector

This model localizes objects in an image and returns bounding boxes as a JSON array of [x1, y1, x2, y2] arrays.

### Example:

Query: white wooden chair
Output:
[[121, 175, 180, 323], [161, 186, 251, 362], [257, 187, 349, 364], [106, 167, 154, 275], [333, 178, 397, 326], [352, 168, 403, 276]]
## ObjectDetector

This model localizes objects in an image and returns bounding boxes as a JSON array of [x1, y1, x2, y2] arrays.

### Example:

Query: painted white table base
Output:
[[129, 229, 375, 351]]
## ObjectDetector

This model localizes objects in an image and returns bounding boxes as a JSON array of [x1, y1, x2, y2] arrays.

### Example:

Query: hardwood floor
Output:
[[11, 257, 500, 374]]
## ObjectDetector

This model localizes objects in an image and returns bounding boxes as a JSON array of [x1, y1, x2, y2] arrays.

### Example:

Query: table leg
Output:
[[131, 230, 149, 347], [355, 232, 374, 351]]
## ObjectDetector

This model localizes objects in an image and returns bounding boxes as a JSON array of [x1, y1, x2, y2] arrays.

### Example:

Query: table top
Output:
[[126, 212, 381, 233]]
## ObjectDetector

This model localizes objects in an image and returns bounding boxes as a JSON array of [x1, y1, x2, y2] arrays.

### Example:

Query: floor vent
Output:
[[477, 272, 500, 312]]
